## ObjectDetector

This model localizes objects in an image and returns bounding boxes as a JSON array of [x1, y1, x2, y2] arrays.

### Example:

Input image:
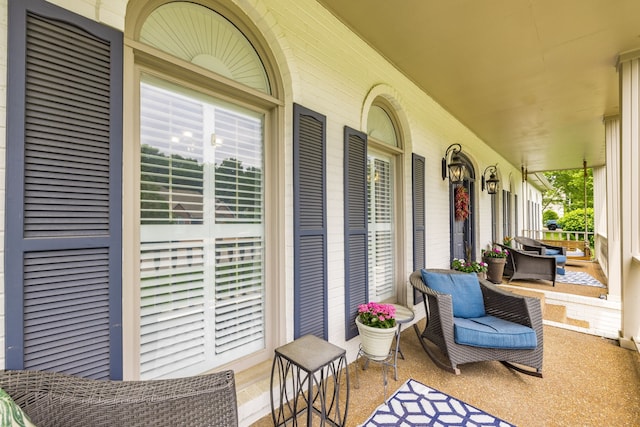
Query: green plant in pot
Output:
[[451, 258, 488, 280], [482, 245, 509, 284], [355, 302, 397, 360]]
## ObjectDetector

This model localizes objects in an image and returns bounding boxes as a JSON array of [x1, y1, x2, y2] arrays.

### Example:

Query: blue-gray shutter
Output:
[[5, 0, 123, 379], [412, 154, 426, 304], [344, 127, 368, 340], [293, 104, 327, 339]]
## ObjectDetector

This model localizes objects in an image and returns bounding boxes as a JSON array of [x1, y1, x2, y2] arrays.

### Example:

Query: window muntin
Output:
[[367, 152, 395, 301], [140, 2, 270, 94], [367, 105, 398, 147], [139, 75, 265, 379]]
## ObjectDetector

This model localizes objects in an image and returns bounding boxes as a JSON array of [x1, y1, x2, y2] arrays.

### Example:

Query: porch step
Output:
[[545, 303, 567, 323], [500, 286, 590, 328]]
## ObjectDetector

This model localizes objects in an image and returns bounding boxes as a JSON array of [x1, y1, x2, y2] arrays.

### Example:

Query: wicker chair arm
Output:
[[409, 270, 455, 334], [409, 270, 454, 317], [480, 280, 543, 329], [0, 369, 238, 427]]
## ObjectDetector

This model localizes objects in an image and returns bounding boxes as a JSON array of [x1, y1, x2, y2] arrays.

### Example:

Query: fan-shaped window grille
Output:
[[140, 2, 270, 94], [367, 105, 398, 147]]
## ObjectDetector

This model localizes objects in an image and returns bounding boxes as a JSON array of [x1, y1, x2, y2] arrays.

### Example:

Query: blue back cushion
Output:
[[420, 270, 486, 318]]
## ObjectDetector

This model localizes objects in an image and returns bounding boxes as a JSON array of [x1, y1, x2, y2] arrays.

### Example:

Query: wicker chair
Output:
[[0, 369, 238, 427], [514, 236, 567, 256], [499, 243, 558, 286], [410, 269, 543, 377]]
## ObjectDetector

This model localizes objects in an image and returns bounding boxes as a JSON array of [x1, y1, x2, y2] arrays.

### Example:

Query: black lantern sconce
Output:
[[441, 143, 466, 184], [482, 164, 500, 194]]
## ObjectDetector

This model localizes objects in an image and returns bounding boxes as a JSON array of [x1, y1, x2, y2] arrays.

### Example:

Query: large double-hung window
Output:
[[139, 76, 264, 379]]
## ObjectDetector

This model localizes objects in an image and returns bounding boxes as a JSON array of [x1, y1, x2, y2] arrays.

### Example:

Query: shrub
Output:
[[559, 208, 594, 246]]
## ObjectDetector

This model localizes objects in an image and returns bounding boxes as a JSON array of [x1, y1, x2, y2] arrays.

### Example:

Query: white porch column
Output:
[[616, 50, 640, 350], [603, 115, 621, 302]]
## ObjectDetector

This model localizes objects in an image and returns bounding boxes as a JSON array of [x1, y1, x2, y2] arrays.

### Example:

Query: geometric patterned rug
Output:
[[359, 379, 516, 427], [556, 271, 606, 288]]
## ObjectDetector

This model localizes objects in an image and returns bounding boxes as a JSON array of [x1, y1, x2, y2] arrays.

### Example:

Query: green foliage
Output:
[[543, 210, 558, 222], [543, 168, 593, 212], [559, 208, 594, 245]]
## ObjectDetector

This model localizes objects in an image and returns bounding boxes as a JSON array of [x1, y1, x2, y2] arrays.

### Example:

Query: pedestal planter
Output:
[[355, 317, 396, 361], [483, 257, 506, 284], [476, 272, 487, 281]]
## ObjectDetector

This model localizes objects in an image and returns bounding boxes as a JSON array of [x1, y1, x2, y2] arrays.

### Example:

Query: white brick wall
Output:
[[0, 0, 536, 390]]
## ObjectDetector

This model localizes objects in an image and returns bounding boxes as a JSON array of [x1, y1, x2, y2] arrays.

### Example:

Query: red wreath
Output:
[[455, 186, 470, 222]]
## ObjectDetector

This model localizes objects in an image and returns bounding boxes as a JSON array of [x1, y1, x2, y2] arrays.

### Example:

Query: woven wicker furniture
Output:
[[410, 269, 543, 377], [499, 243, 558, 286], [514, 236, 567, 256], [0, 369, 238, 427]]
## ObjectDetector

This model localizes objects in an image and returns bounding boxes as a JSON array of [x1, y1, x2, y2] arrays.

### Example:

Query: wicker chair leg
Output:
[[500, 361, 543, 378], [413, 324, 461, 375]]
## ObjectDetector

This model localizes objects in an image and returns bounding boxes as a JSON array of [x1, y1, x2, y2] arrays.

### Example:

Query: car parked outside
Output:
[[546, 219, 558, 230]]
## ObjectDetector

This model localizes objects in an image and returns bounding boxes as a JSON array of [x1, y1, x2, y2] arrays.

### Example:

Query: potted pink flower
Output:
[[355, 302, 397, 360]]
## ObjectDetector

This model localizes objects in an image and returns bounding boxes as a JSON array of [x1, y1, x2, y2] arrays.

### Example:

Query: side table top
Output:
[[274, 335, 346, 372], [390, 303, 415, 324]]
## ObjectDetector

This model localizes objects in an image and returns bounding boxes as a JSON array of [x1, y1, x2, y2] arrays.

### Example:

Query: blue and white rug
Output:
[[359, 379, 515, 427], [556, 271, 605, 288]]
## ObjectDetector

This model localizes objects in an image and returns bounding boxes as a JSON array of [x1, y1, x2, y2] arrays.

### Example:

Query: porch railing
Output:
[[521, 229, 594, 260]]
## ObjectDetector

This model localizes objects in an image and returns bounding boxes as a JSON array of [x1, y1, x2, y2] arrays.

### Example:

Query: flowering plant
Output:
[[357, 302, 396, 329], [451, 258, 488, 273], [482, 245, 509, 259], [503, 236, 513, 247]]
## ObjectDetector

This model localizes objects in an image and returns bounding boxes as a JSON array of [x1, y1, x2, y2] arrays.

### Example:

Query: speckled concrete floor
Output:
[[346, 323, 640, 426], [253, 262, 639, 426], [252, 323, 640, 427]]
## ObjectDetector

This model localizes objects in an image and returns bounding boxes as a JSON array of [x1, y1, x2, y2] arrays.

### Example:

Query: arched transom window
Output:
[[140, 2, 270, 94]]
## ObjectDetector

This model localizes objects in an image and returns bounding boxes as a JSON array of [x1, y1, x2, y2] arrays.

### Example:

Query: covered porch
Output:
[[251, 261, 640, 426], [1, 0, 640, 426]]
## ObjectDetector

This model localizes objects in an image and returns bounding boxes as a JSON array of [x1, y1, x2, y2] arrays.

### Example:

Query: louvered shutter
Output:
[[293, 104, 327, 339], [344, 127, 368, 340], [5, 0, 123, 379], [412, 154, 426, 304]]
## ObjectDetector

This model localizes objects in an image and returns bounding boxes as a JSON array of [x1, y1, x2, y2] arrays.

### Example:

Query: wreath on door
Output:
[[455, 186, 470, 222]]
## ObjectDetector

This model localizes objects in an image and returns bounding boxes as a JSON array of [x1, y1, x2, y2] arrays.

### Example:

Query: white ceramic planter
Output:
[[355, 317, 396, 361]]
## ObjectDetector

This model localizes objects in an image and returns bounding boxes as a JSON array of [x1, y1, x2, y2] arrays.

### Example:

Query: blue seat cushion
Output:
[[454, 316, 537, 349], [544, 248, 560, 255], [556, 266, 566, 275], [553, 255, 567, 265], [421, 270, 485, 318]]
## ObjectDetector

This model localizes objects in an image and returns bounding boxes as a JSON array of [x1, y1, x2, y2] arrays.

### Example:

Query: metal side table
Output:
[[271, 335, 349, 426], [390, 303, 415, 380], [354, 303, 415, 398]]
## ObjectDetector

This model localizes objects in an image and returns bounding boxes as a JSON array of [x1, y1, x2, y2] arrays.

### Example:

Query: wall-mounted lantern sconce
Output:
[[441, 143, 465, 184], [482, 164, 500, 194]]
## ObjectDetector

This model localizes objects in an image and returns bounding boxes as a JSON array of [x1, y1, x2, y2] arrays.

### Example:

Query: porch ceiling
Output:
[[317, 0, 640, 172]]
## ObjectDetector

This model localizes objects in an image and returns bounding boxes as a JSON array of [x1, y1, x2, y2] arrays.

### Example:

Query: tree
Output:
[[543, 168, 593, 212], [543, 210, 558, 223]]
